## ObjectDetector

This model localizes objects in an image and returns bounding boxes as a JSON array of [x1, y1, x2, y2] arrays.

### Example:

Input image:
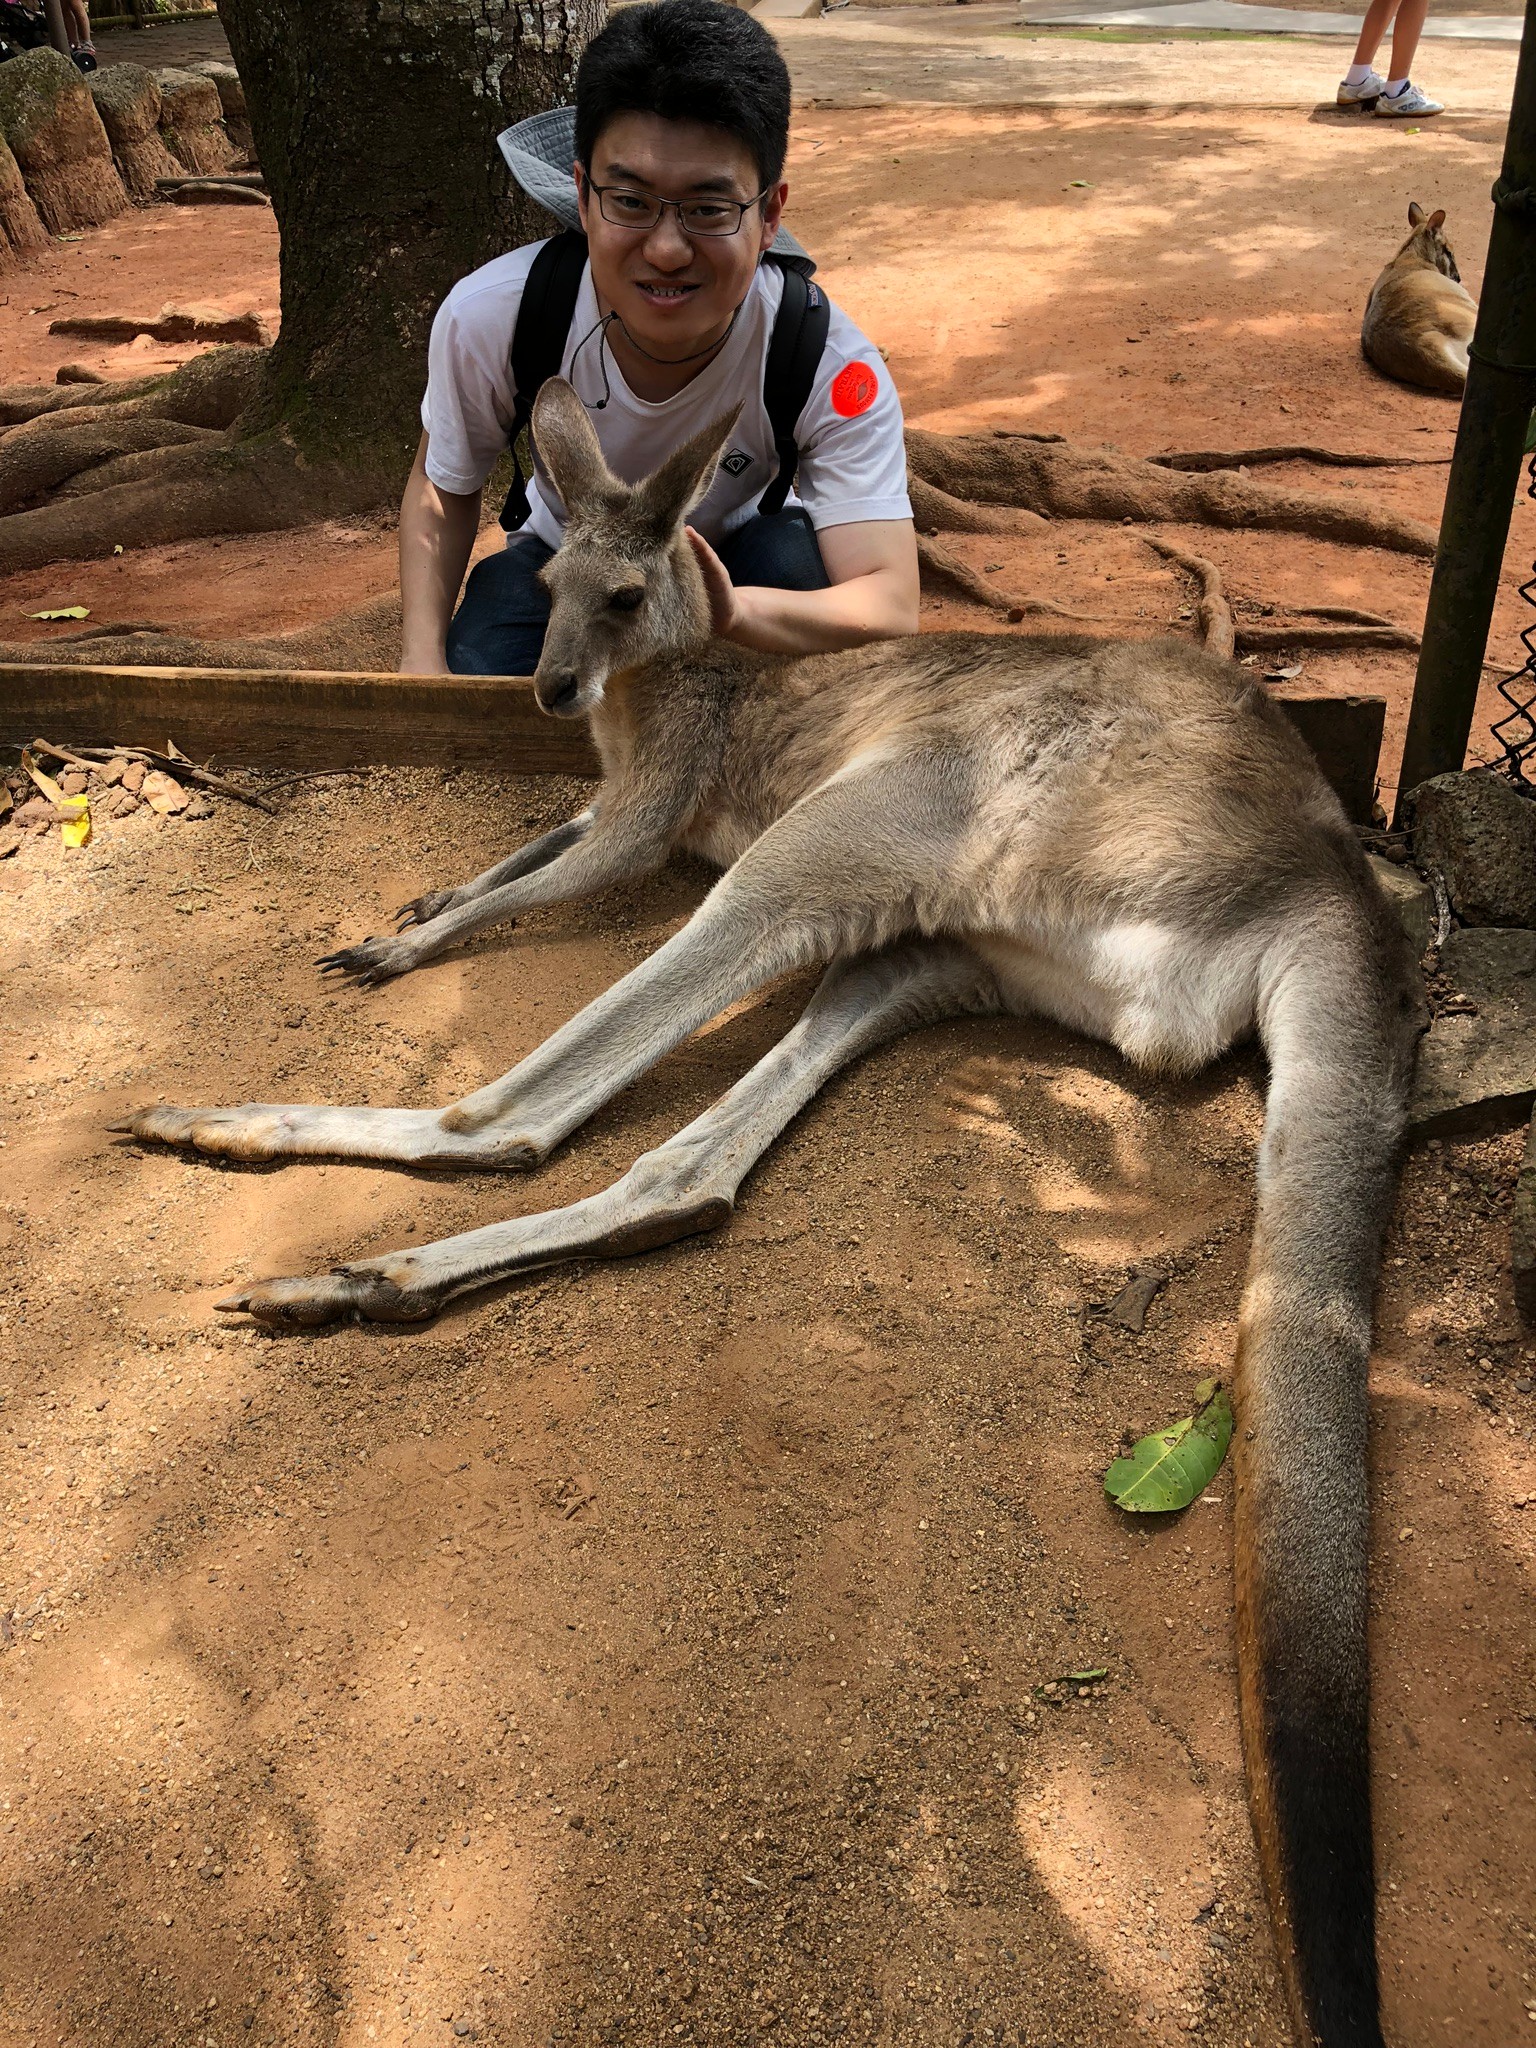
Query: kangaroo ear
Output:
[[1408, 201, 1425, 227], [532, 377, 619, 519], [632, 401, 745, 537], [1426, 208, 1446, 233]]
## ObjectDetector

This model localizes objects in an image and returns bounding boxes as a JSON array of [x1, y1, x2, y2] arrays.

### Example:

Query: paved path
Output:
[[1017, 0, 1521, 36], [772, 0, 1519, 109]]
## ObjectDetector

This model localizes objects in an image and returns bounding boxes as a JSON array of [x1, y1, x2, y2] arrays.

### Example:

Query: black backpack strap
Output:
[[757, 258, 830, 517], [499, 228, 589, 532]]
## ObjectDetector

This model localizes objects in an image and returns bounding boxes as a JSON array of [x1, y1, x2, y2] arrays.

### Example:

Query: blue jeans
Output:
[[446, 508, 830, 677]]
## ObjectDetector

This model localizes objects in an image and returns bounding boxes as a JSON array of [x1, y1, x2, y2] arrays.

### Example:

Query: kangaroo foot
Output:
[[316, 932, 425, 987], [216, 1257, 439, 1327], [393, 886, 458, 931], [112, 1102, 526, 1168]]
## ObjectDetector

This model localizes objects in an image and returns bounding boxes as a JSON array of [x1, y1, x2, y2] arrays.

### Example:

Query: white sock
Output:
[[1385, 76, 1410, 94], [1345, 62, 1375, 85]]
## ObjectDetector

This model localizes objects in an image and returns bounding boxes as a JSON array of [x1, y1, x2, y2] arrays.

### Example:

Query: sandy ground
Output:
[[4, 20, 1536, 2048], [2, 769, 1534, 2048]]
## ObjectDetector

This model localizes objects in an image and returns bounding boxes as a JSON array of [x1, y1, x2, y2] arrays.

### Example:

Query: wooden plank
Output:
[[1269, 689, 1386, 825], [0, 663, 1386, 819], [0, 663, 601, 778]]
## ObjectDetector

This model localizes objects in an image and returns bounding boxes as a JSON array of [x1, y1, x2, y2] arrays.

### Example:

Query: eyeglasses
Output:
[[585, 179, 770, 238]]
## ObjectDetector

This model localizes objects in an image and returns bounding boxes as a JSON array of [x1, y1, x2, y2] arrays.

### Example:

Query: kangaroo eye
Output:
[[608, 586, 644, 613]]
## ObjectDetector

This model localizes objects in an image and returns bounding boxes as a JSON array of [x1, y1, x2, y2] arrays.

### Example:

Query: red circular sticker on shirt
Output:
[[831, 360, 879, 419]]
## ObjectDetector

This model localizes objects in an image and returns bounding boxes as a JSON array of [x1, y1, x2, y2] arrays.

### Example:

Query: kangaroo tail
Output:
[[1235, 888, 1421, 2048]]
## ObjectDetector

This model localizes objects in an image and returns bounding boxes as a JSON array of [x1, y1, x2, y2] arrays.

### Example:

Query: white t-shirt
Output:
[[420, 240, 912, 549]]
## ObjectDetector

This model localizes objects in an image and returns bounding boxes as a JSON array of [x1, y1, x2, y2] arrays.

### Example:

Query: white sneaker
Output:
[[1336, 69, 1386, 105], [1375, 80, 1444, 115]]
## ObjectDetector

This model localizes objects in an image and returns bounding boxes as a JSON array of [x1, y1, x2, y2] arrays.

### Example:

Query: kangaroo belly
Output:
[[969, 918, 1264, 1073]]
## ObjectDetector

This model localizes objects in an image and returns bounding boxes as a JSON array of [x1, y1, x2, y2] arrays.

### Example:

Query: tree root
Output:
[[0, 593, 403, 672], [0, 346, 265, 432], [0, 431, 387, 574], [916, 536, 1107, 622], [909, 476, 1047, 535], [1147, 536, 1421, 657], [904, 429, 1439, 557], [0, 417, 220, 517], [1147, 445, 1452, 473], [1234, 622, 1421, 653], [1144, 537, 1234, 659]]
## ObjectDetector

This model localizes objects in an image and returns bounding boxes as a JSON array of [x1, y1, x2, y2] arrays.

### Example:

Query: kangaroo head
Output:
[[529, 377, 743, 719], [1405, 201, 1461, 282]]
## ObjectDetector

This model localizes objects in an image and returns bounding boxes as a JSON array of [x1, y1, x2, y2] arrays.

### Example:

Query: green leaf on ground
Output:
[[1104, 1378, 1233, 1513], [1067, 1668, 1109, 1683], [29, 605, 89, 621]]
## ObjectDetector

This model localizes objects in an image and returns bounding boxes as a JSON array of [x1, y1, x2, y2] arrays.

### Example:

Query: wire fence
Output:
[[1489, 447, 1536, 793]]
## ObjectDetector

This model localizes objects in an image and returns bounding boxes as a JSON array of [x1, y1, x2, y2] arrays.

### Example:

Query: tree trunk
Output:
[[215, 0, 604, 480]]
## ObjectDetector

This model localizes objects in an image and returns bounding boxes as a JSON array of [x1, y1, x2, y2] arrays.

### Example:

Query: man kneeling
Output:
[[400, 0, 918, 677]]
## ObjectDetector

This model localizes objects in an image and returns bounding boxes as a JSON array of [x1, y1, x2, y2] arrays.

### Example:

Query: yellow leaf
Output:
[[28, 605, 90, 621], [61, 798, 91, 850]]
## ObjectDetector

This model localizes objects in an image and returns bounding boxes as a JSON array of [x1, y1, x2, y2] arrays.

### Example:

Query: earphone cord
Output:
[[568, 300, 746, 410]]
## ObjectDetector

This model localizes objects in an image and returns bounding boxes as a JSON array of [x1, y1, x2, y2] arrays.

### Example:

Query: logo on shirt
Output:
[[831, 361, 879, 419], [720, 448, 753, 478]]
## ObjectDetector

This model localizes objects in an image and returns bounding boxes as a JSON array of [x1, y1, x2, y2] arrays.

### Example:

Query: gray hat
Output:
[[498, 106, 814, 272]]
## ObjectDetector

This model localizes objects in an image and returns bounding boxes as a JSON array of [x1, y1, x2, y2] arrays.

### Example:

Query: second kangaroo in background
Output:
[[1362, 200, 1477, 392]]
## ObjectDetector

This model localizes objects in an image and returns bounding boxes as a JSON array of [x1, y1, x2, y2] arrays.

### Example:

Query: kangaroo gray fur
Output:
[[122, 375, 1424, 2048]]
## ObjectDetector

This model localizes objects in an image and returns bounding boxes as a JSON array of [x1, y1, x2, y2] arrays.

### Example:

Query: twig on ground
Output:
[[31, 739, 279, 815], [916, 536, 1106, 622], [1143, 537, 1235, 659], [1147, 446, 1452, 472]]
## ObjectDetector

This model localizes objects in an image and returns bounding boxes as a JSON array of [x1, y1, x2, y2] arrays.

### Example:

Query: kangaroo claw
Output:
[[215, 1265, 437, 1327], [316, 934, 417, 986], [394, 888, 456, 931]]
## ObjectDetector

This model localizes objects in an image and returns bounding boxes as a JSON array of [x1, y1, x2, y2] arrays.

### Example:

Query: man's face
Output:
[[576, 112, 786, 358]]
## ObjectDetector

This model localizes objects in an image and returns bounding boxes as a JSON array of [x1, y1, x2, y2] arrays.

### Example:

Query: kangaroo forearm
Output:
[[409, 821, 671, 956], [453, 810, 597, 903]]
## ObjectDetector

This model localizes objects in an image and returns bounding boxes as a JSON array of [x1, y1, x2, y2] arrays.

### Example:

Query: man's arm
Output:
[[686, 518, 919, 658], [399, 432, 485, 675]]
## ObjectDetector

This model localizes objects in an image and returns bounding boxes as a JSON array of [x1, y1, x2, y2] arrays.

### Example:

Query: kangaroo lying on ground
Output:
[[123, 376, 1422, 2048], [1362, 200, 1477, 394]]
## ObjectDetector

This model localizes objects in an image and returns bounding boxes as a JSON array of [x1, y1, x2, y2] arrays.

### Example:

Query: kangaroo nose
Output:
[[537, 669, 581, 716]]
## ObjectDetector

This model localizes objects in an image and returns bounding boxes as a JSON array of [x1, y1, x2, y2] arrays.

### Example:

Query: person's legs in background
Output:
[[446, 535, 554, 676], [1376, 0, 1441, 114], [1339, 0, 1441, 113]]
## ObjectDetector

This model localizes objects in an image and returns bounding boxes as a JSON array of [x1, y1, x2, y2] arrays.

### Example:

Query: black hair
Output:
[[574, 0, 792, 190]]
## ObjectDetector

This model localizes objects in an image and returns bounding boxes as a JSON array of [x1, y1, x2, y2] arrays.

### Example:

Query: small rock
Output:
[[1405, 770, 1536, 930], [101, 787, 140, 819], [59, 769, 88, 796], [121, 761, 146, 795], [97, 756, 129, 787], [1410, 928, 1536, 1136], [1367, 853, 1434, 957], [55, 361, 105, 384], [0, 823, 22, 860], [140, 769, 188, 815], [12, 796, 56, 826], [451, 2024, 475, 2040], [1515, 1376, 1533, 1394], [183, 791, 214, 820]]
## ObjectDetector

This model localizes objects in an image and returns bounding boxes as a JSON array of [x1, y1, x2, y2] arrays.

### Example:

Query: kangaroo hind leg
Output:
[[216, 939, 1001, 1327], [440, 749, 976, 1157]]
